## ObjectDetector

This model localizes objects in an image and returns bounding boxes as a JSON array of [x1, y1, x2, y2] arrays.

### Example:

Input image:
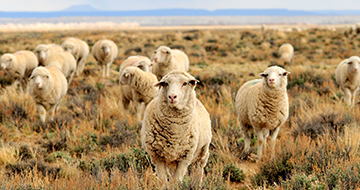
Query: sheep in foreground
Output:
[[235, 66, 290, 160], [119, 66, 158, 122], [151, 46, 189, 80], [278, 43, 294, 65], [34, 44, 63, 66], [29, 66, 68, 123], [141, 71, 212, 186], [119, 55, 152, 74], [61, 37, 89, 76], [91, 39, 118, 77], [335, 56, 360, 107], [0, 50, 38, 88], [45, 51, 77, 86]]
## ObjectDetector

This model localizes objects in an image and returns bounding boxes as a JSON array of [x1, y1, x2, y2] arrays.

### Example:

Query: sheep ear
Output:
[[189, 79, 199, 86], [259, 73, 268, 77], [283, 71, 291, 76], [154, 81, 166, 88]]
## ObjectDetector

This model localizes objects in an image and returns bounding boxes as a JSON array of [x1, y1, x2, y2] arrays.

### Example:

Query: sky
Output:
[[1, 0, 360, 12]]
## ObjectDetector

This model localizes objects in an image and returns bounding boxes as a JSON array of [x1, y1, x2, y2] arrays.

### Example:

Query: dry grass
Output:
[[0, 26, 359, 189]]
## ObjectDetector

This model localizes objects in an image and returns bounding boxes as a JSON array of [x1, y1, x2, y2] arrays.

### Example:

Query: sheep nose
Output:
[[355, 68, 358, 72], [154, 58, 158, 62], [168, 95, 177, 101], [35, 83, 40, 87], [269, 79, 275, 82]]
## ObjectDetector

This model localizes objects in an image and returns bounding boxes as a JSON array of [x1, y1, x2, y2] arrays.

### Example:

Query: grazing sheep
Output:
[[0, 50, 38, 88], [279, 43, 294, 65], [91, 39, 118, 78], [45, 51, 77, 86], [151, 46, 189, 80], [61, 37, 89, 76], [235, 66, 290, 160], [29, 66, 68, 123], [141, 71, 212, 186], [335, 56, 360, 107], [119, 66, 158, 122], [34, 44, 63, 66], [119, 55, 152, 74]]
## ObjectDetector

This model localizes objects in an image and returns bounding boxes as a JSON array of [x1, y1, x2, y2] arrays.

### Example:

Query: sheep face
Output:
[[30, 67, 50, 90], [63, 42, 76, 55], [346, 56, 360, 73], [155, 72, 198, 109], [35, 45, 49, 63], [153, 46, 171, 65], [0, 54, 14, 70], [101, 43, 111, 56], [136, 60, 151, 72], [259, 66, 290, 89], [119, 67, 134, 85]]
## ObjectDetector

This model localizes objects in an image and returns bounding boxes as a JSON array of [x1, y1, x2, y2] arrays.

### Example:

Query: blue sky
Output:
[[1, 0, 360, 12]]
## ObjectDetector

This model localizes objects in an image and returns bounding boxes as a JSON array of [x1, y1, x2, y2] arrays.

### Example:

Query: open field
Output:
[[0, 25, 360, 189]]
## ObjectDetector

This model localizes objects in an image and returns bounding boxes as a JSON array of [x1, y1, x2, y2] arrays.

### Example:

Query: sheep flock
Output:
[[0, 26, 360, 189]]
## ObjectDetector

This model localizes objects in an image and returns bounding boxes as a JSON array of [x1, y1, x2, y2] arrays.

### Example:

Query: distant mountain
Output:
[[62, 4, 99, 12], [0, 8, 360, 18]]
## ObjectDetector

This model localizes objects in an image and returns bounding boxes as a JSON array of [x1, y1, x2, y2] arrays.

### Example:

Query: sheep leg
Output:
[[255, 128, 266, 160], [191, 146, 210, 186], [67, 72, 74, 86], [47, 105, 56, 121], [152, 159, 168, 186], [270, 127, 281, 159], [102, 65, 106, 78], [343, 88, 352, 106], [171, 159, 191, 184], [240, 124, 252, 154], [79, 57, 86, 75], [36, 104, 46, 123], [106, 62, 111, 77], [134, 102, 145, 123], [351, 89, 359, 106]]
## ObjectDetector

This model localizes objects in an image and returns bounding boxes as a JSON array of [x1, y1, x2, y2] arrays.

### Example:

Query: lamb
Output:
[[141, 71, 212, 186], [151, 46, 189, 80], [1, 50, 38, 88], [91, 39, 118, 77], [34, 44, 63, 66], [45, 51, 77, 86], [335, 56, 360, 107], [235, 66, 290, 160], [29, 66, 68, 123], [278, 43, 294, 65], [119, 66, 158, 122], [61, 37, 89, 76], [119, 55, 152, 74]]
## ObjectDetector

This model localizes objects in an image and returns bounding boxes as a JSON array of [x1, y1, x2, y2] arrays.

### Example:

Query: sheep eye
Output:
[[279, 73, 282, 76], [182, 82, 188, 86], [154, 51, 157, 54]]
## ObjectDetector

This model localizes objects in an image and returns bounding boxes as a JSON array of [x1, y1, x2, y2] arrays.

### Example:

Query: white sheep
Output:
[[29, 66, 68, 123], [235, 66, 290, 159], [61, 37, 89, 76], [91, 39, 118, 78], [335, 56, 360, 107], [119, 55, 152, 74], [279, 43, 294, 65], [141, 70, 212, 186], [119, 66, 158, 122], [34, 44, 63, 66], [151, 46, 189, 80], [45, 51, 77, 86], [1, 50, 38, 88]]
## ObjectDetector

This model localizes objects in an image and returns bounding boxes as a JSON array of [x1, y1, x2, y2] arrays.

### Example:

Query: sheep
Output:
[[119, 66, 158, 122], [141, 70, 212, 186], [151, 46, 189, 80], [119, 55, 152, 74], [45, 51, 77, 86], [61, 37, 89, 76], [335, 56, 360, 107], [0, 50, 38, 88], [91, 39, 118, 78], [29, 66, 68, 123], [235, 66, 290, 160], [278, 43, 294, 65], [34, 44, 63, 66]]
